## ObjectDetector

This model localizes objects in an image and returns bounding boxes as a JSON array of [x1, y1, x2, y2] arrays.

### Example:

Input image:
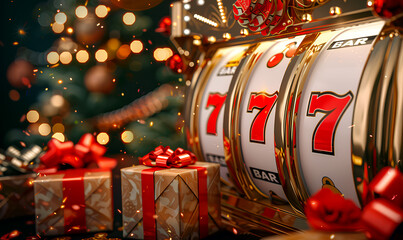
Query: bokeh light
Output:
[[38, 123, 51, 136], [95, 5, 109, 18], [50, 95, 64, 107], [130, 40, 143, 53], [116, 44, 131, 59], [107, 38, 121, 51], [66, 27, 74, 34], [60, 51, 72, 64], [52, 132, 65, 142], [47, 51, 59, 64], [97, 132, 109, 145], [121, 130, 134, 143], [9, 90, 20, 101], [76, 50, 89, 63], [52, 123, 65, 133], [153, 48, 173, 61], [27, 110, 40, 123], [95, 49, 108, 62], [123, 12, 136, 25], [54, 12, 67, 24], [52, 22, 64, 33], [75, 6, 88, 18]]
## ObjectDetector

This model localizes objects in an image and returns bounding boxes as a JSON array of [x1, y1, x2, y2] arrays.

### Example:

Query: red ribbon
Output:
[[39, 133, 117, 171], [139, 146, 208, 239], [62, 169, 87, 234], [305, 167, 403, 240], [139, 146, 197, 168]]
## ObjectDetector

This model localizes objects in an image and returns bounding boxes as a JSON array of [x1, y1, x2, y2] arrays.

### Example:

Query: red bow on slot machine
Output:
[[305, 167, 403, 240]]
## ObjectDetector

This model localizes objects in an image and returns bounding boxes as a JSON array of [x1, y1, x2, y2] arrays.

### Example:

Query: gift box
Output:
[[34, 169, 113, 236], [121, 161, 221, 239], [0, 173, 36, 219]]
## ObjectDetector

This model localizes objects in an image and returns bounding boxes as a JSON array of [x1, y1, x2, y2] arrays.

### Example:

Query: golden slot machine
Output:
[[170, 0, 403, 237]]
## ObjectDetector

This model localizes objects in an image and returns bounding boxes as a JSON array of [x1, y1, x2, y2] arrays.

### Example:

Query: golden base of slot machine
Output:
[[170, 0, 403, 237]]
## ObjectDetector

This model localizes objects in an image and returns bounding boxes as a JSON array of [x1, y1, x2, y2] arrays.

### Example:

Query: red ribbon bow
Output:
[[39, 133, 117, 171], [305, 167, 403, 240], [139, 145, 197, 168]]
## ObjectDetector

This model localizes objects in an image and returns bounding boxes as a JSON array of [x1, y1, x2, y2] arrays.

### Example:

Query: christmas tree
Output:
[[0, 0, 185, 158]]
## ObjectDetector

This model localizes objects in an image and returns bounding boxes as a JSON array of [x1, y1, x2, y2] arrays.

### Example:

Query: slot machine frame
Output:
[[170, 0, 403, 237]]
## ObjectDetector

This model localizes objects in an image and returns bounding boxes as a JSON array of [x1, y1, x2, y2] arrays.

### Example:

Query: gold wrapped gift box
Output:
[[121, 162, 221, 239], [33, 169, 113, 236]]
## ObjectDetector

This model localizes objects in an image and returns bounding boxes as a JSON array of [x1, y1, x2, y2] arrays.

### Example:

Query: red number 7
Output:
[[206, 93, 227, 135], [307, 91, 353, 155], [247, 92, 278, 144]]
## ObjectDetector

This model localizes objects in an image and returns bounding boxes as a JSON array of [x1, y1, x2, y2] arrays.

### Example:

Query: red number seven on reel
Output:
[[247, 92, 278, 144], [307, 91, 354, 155], [206, 93, 227, 135]]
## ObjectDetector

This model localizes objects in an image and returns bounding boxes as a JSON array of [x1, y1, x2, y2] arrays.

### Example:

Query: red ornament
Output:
[[6, 60, 35, 88], [156, 16, 171, 36], [166, 54, 184, 74], [267, 53, 284, 68], [373, 0, 403, 19]]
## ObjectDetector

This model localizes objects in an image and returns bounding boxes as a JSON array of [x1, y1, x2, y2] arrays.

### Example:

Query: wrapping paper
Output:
[[121, 162, 221, 239], [0, 173, 36, 219], [34, 169, 113, 236]]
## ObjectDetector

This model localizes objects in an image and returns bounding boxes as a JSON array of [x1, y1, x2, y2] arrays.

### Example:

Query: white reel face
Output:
[[198, 46, 248, 184], [296, 21, 384, 206], [237, 37, 305, 200]]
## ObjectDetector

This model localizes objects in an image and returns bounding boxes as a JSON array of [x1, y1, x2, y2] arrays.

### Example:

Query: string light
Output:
[[153, 48, 173, 61], [55, 12, 67, 24], [52, 22, 64, 33], [95, 49, 108, 62], [95, 5, 109, 18], [47, 51, 59, 64], [97, 132, 110, 145], [38, 123, 51, 136], [27, 110, 40, 123], [60, 51, 72, 64], [216, 0, 226, 23], [121, 130, 134, 143], [75, 6, 88, 18], [52, 132, 65, 142], [193, 14, 218, 27], [76, 50, 89, 63], [123, 12, 136, 25], [130, 40, 143, 53]]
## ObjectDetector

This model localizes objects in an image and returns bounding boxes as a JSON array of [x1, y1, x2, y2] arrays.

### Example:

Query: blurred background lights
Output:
[[123, 12, 136, 25], [38, 123, 51, 136], [121, 130, 134, 143], [47, 51, 59, 64], [60, 51, 72, 64], [130, 40, 143, 53], [52, 22, 64, 33], [76, 50, 89, 63], [95, 49, 108, 62], [116, 44, 131, 59], [9, 90, 20, 101], [95, 5, 109, 18], [66, 27, 74, 34], [27, 110, 40, 123], [153, 48, 173, 61], [75, 6, 88, 18], [52, 123, 65, 133], [54, 12, 67, 24], [50, 94, 64, 107], [97, 132, 109, 145], [52, 132, 65, 142]]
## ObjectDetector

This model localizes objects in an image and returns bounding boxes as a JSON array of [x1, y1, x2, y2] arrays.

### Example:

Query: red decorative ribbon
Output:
[[139, 146, 208, 239], [139, 146, 197, 168], [305, 167, 403, 240], [39, 133, 117, 171], [62, 169, 87, 234]]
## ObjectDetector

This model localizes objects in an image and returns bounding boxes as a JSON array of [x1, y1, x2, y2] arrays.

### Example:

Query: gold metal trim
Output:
[[274, 31, 341, 215], [351, 27, 402, 205]]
